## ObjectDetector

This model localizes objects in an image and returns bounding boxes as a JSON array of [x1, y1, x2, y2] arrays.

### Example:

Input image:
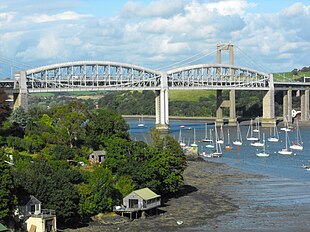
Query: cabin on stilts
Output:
[[113, 188, 161, 219]]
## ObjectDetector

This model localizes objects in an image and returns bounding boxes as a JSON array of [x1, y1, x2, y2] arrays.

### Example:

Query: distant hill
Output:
[[273, 66, 310, 82]]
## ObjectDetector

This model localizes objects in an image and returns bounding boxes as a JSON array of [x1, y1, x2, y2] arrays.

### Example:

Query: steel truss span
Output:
[[167, 64, 270, 90], [8, 61, 271, 92], [25, 61, 162, 93]]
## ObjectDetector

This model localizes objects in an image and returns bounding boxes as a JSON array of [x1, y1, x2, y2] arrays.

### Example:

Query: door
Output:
[[129, 199, 138, 208]]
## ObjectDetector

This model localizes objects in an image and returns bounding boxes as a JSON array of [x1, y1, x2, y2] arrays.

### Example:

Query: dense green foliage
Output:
[[0, 150, 15, 222], [0, 101, 187, 228]]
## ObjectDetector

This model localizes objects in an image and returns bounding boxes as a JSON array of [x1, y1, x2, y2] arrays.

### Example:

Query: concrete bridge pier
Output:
[[215, 89, 237, 126], [215, 90, 223, 126], [283, 87, 292, 123], [262, 74, 276, 128], [228, 89, 237, 126], [300, 88, 309, 122], [13, 71, 28, 111], [155, 72, 169, 133]]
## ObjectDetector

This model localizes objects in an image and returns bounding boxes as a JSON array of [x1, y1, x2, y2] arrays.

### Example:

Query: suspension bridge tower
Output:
[[215, 43, 237, 126]]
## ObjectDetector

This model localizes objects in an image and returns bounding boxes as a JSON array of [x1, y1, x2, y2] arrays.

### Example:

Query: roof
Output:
[[0, 223, 8, 231], [132, 188, 160, 200], [91, 150, 106, 156], [19, 195, 41, 206]]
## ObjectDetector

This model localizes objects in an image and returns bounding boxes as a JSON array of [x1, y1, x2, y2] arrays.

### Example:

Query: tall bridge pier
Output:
[[262, 74, 276, 127], [155, 72, 169, 132], [282, 86, 309, 124]]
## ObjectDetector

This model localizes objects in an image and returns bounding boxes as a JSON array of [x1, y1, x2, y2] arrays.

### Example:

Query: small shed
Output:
[[89, 150, 106, 164], [123, 188, 161, 210]]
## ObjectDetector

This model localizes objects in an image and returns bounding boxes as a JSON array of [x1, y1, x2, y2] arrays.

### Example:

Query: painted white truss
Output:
[[167, 64, 270, 90], [25, 61, 162, 92]]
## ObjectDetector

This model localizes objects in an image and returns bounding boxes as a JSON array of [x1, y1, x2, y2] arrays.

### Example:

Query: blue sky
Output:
[[0, 0, 309, 77]]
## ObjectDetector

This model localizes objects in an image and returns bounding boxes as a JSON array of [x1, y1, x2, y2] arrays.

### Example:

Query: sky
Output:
[[0, 0, 309, 78]]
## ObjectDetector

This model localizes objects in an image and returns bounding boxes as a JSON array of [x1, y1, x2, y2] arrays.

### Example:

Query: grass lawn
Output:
[[169, 90, 215, 102], [30, 93, 55, 97], [273, 71, 310, 81]]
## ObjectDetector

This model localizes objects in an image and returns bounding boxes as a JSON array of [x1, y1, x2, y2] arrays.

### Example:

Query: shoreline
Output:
[[65, 159, 261, 232]]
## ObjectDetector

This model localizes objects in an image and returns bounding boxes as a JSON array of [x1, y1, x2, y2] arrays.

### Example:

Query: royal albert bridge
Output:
[[1, 44, 309, 131]]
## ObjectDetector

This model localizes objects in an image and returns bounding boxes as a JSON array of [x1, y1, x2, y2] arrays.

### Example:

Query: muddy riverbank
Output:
[[64, 159, 260, 232]]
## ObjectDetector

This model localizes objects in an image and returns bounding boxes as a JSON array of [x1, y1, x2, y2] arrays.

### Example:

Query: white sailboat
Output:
[[205, 129, 215, 149], [267, 124, 279, 142], [256, 133, 269, 157], [251, 128, 264, 147], [253, 117, 260, 133], [138, 115, 145, 127], [178, 129, 186, 147], [190, 128, 198, 148], [280, 116, 292, 132], [278, 130, 292, 155], [216, 124, 224, 144], [202, 123, 213, 142], [290, 120, 303, 150], [246, 119, 259, 141], [211, 125, 222, 157], [233, 122, 243, 146], [224, 129, 233, 150]]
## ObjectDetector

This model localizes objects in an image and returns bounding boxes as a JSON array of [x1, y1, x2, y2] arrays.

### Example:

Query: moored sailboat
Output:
[[224, 129, 233, 150], [137, 115, 145, 127], [278, 130, 292, 155], [256, 133, 269, 157], [246, 119, 259, 141], [190, 128, 198, 148], [290, 120, 303, 150], [205, 129, 215, 149], [216, 124, 224, 144], [233, 122, 243, 146], [211, 124, 222, 157], [267, 123, 279, 142], [202, 123, 213, 143]]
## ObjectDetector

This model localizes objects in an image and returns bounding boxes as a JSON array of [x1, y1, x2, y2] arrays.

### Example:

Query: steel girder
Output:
[[166, 64, 270, 90], [25, 61, 162, 92], [0, 62, 275, 92]]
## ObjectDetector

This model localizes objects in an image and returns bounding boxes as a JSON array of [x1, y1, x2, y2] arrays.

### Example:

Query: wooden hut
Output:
[[114, 188, 161, 219], [123, 188, 161, 210], [89, 150, 106, 164]]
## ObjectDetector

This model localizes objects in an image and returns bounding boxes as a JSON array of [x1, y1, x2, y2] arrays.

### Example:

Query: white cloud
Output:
[[0, 0, 309, 75], [122, 0, 185, 17], [204, 0, 255, 16], [28, 11, 91, 23]]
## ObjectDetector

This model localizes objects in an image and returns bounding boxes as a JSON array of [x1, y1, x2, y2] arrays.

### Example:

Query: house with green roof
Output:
[[123, 188, 161, 210], [114, 188, 161, 219]]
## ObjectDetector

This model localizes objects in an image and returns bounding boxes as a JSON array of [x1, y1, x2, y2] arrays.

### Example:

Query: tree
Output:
[[0, 149, 15, 221], [9, 108, 31, 130], [86, 108, 129, 150], [13, 156, 80, 223], [52, 101, 89, 147], [0, 91, 11, 128], [78, 167, 120, 216]]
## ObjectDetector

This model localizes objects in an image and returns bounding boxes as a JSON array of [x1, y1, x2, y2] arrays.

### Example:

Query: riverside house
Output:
[[16, 195, 57, 232], [114, 188, 161, 219]]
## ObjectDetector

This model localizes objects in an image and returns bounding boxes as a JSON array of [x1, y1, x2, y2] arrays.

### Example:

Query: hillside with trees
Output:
[[0, 100, 187, 229]]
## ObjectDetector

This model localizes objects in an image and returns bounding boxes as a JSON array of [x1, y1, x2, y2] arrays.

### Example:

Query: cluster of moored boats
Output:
[[178, 118, 304, 159]]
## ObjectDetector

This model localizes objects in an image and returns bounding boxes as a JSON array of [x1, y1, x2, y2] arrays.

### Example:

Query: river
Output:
[[126, 119, 310, 231]]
